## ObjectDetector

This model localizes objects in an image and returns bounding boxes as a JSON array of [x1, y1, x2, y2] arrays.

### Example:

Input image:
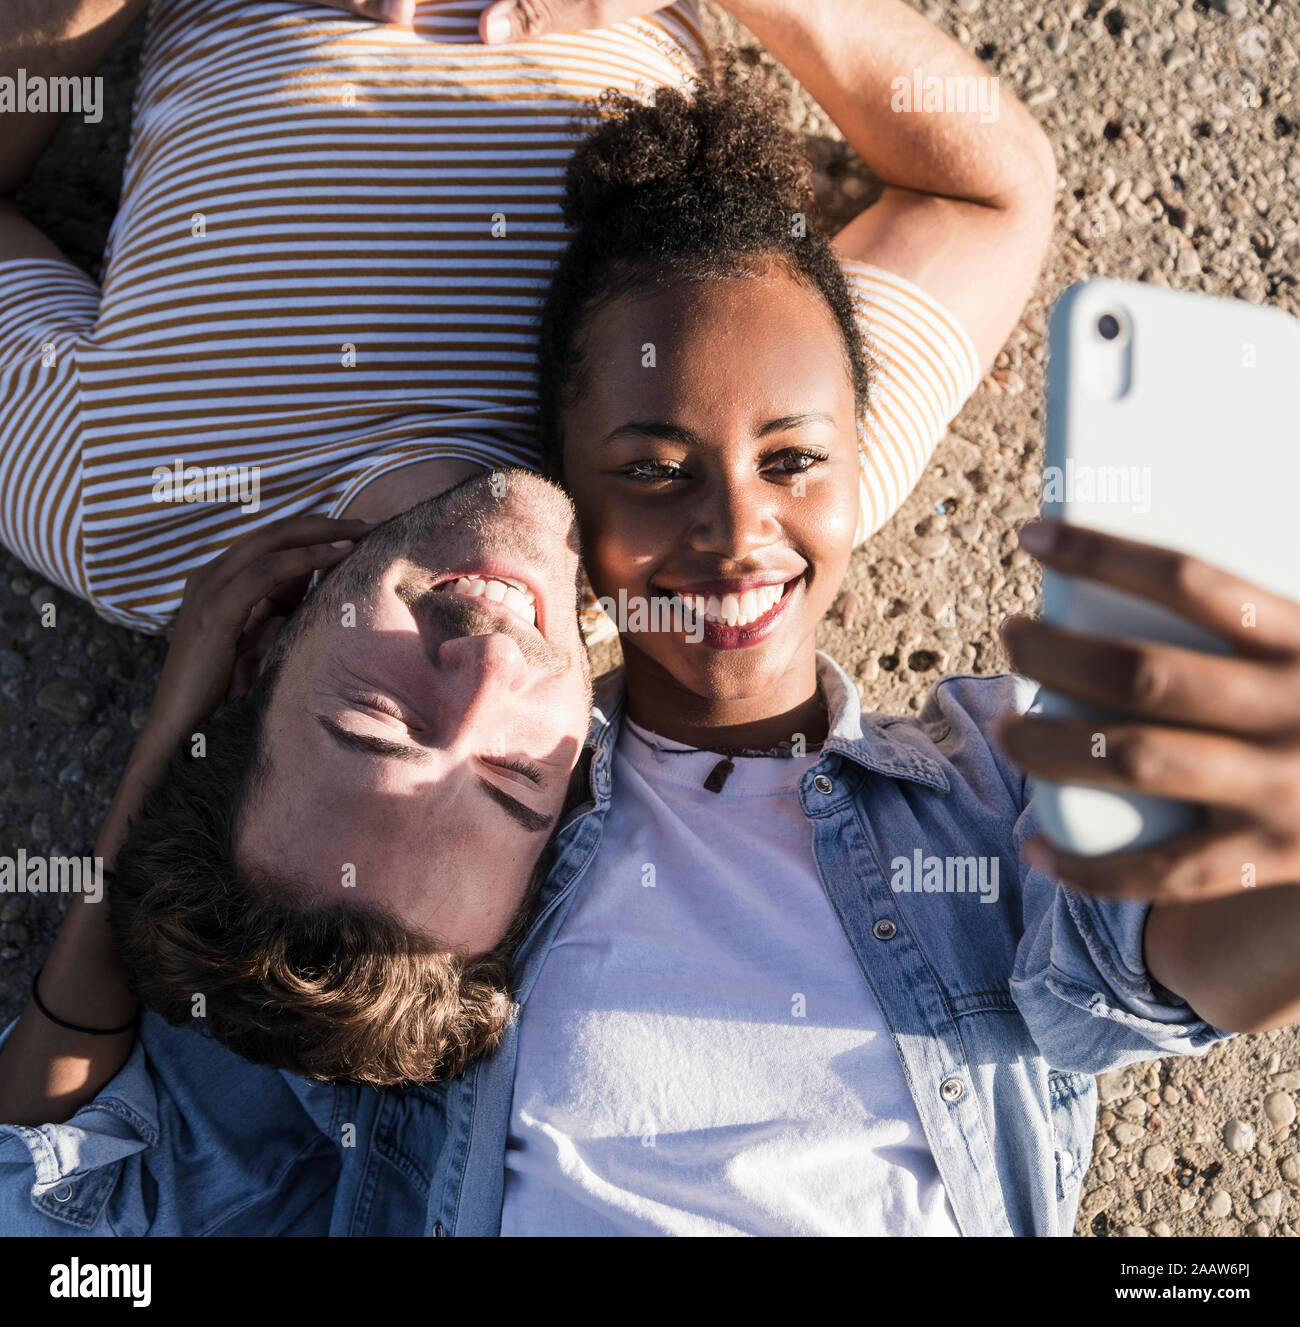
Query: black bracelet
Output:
[[31, 965, 140, 1036]]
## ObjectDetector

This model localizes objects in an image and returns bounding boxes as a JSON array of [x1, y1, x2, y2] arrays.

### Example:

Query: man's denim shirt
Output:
[[0, 657, 1233, 1237]]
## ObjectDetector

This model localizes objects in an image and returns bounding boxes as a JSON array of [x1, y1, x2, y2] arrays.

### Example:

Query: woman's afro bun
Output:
[[537, 52, 871, 473]]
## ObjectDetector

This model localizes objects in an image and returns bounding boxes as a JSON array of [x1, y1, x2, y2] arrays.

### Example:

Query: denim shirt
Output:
[[0, 656, 1233, 1236]]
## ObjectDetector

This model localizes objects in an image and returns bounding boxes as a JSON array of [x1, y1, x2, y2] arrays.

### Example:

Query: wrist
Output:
[[127, 710, 190, 774], [32, 963, 139, 1037], [56, 886, 118, 947]]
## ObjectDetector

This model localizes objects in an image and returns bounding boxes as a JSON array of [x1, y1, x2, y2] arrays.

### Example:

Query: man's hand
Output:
[[998, 520, 1300, 905], [479, 0, 673, 43]]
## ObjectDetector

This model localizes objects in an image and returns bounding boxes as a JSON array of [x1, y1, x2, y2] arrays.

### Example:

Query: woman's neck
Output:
[[621, 647, 828, 751]]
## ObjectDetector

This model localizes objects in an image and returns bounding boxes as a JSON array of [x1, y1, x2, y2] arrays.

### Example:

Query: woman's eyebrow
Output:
[[602, 421, 701, 447], [756, 412, 835, 434], [601, 412, 834, 446]]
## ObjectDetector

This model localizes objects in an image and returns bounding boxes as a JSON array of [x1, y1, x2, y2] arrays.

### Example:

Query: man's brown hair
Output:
[[109, 652, 548, 1088]]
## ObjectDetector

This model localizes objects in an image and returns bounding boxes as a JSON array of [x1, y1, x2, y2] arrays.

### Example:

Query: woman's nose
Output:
[[686, 477, 779, 557]]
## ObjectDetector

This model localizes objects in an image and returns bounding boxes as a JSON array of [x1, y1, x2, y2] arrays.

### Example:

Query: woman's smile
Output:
[[648, 571, 808, 649]]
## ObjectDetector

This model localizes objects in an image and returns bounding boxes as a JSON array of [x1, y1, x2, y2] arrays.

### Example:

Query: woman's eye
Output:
[[767, 448, 829, 477], [622, 459, 685, 482]]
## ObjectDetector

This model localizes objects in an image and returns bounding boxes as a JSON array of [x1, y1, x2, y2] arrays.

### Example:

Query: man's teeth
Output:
[[443, 575, 536, 626], [677, 583, 785, 627]]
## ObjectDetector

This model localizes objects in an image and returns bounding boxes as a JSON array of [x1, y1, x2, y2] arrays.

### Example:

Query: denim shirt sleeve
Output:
[[0, 1017, 160, 1233], [1008, 792, 1237, 1074], [913, 671, 1235, 1075], [0, 1012, 342, 1235]]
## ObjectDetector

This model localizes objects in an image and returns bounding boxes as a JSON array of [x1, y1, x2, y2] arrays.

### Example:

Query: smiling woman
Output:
[[543, 61, 883, 746], [500, 55, 994, 1237]]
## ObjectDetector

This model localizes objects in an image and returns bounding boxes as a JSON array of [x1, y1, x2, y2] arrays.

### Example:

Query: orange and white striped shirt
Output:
[[0, 0, 978, 634]]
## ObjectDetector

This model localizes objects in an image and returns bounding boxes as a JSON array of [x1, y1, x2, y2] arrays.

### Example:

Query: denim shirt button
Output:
[[940, 1078, 965, 1103], [812, 774, 833, 795], [872, 919, 897, 941], [53, 1184, 73, 1203], [433, 1221, 444, 1237]]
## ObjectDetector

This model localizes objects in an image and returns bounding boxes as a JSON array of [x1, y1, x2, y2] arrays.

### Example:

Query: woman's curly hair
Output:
[[537, 52, 873, 475]]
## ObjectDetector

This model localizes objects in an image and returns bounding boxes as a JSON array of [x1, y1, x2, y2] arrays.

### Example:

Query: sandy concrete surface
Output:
[[1, 0, 1297, 1237]]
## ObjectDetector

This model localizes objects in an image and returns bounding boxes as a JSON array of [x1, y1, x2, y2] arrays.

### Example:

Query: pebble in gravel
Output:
[[1263, 1091, 1296, 1129], [1163, 44, 1194, 71], [1238, 26, 1270, 61], [1098, 1069, 1136, 1103], [1142, 1143, 1175, 1174], [35, 679, 93, 724], [1223, 1119, 1256, 1153]]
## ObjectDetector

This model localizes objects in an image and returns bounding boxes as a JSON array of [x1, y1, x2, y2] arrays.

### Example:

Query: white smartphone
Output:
[[1033, 277, 1300, 856]]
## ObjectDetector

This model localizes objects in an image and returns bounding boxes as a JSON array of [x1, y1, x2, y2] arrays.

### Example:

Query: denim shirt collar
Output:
[[581, 651, 950, 799]]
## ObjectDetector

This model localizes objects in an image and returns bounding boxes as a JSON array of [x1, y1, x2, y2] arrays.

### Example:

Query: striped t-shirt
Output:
[[0, 0, 979, 635]]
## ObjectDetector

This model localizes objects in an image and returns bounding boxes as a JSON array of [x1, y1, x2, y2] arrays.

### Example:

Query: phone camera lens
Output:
[[1097, 313, 1120, 340]]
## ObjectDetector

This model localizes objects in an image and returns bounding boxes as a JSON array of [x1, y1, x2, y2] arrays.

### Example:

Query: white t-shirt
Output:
[[500, 716, 961, 1236]]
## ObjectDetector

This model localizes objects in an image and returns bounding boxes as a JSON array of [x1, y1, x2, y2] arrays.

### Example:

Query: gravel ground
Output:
[[2, 0, 1298, 1237]]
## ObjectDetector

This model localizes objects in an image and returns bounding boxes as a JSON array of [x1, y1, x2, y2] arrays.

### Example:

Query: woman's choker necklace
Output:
[[622, 722, 823, 794]]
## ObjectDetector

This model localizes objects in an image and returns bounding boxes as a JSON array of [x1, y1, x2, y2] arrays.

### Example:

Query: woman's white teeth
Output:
[[446, 576, 537, 626], [682, 583, 784, 627]]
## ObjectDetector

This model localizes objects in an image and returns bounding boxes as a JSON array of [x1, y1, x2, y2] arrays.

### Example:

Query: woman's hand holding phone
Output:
[[997, 519, 1300, 905]]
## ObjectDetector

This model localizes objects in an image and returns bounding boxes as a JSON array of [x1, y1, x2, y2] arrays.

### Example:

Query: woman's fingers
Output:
[[216, 539, 357, 626], [244, 581, 308, 628], [1018, 520, 1300, 657], [480, 1, 584, 43], [192, 515, 370, 597], [215, 514, 370, 565], [999, 714, 1300, 816], [1022, 822, 1284, 903], [309, 0, 415, 22], [228, 612, 289, 702], [1000, 616, 1300, 736], [479, 1, 669, 44]]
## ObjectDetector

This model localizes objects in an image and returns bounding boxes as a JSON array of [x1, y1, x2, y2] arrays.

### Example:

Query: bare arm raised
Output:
[[480, 0, 1057, 375]]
